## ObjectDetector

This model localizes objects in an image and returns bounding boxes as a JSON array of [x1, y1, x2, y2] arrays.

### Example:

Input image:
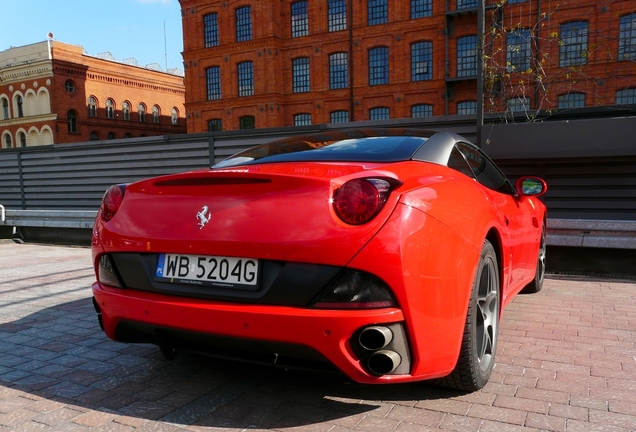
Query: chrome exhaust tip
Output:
[[367, 350, 401, 375], [358, 326, 393, 351]]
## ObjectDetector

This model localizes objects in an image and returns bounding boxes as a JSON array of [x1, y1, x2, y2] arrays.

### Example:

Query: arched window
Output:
[[106, 99, 115, 119], [369, 107, 389, 120], [107, 132, 116, 140], [138, 103, 146, 122], [16, 95, 24, 117], [293, 113, 312, 126], [67, 110, 78, 133], [18, 132, 26, 147], [4, 133, 12, 148], [122, 101, 131, 121], [239, 115, 255, 129], [89, 131, 99, 141], [1, 98, 9, 120], [171, 108, 179, 125], [208, 119, 223, 131], [88, 96, 97, 117], [124, 132, 133, 138], [152, 105, 160, 124]]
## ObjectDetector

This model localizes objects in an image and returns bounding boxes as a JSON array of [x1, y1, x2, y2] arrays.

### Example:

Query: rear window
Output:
[[214, 135, 429, 168]]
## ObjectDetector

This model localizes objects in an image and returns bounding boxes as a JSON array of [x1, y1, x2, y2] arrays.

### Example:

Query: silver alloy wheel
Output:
[[536, 227, 547, 286], [476, 256, 498, 373]]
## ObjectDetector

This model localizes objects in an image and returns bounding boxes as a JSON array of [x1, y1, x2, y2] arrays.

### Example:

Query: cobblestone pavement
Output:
[[1, 240, 635, 432]]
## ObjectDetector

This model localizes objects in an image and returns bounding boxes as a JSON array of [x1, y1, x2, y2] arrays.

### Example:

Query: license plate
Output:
[[155, 253, 259, 288]]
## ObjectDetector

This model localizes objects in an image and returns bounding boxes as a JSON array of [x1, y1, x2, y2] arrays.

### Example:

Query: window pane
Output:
[[204, 13, 219, 48], [558, 93, 585, 109], [457, 0, 478, 9], [208, 119, 223, 131], [507, 97, 530, 112], [507, 29, 531, 71], [292, 57, 310, 93], [330, 111, 349, 123], [239, 116, 255, 129], [236, 6, 252, 42], [368, 0, 388, 25], [411, 104, 433, 117], [328, 0, 347, 32], [616, 88, 636, 104], [457, 101, 476, 115], [237, 62, 254, 97], [294, 113, 312, 126], [457, 36, 477, 77], [411, 41, 432, 81], [411, 0, 431, 19], [291, 1, 309, 38], [329, 52, 348, 89], [369, 47, 389, 86], [369, 107, 389, 120], [206, 66, 222, 100], [560, 21, 588, 67], [619, 14, 636, 61]]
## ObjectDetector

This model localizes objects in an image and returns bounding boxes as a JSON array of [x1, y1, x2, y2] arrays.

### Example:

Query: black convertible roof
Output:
[[213, 128, 471, 169]]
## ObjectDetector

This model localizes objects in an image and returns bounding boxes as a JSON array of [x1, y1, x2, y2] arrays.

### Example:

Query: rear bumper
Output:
[[91, 282, 439, 384]]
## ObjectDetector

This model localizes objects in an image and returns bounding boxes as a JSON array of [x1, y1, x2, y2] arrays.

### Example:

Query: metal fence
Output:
[[1, 115, 635, 248]]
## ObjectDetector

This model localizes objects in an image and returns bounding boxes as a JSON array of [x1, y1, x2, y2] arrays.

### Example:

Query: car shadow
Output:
[[0, 297, 466, 429]]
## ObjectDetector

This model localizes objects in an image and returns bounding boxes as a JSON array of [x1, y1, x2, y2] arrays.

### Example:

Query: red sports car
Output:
[[91, 128, 547, 391]]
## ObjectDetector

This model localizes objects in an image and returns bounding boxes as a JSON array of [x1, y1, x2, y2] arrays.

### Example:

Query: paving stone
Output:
[[1, 242, 635, 431]]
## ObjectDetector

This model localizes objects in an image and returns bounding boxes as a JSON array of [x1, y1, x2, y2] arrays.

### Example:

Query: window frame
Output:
[[330, 110, 349, 123], [239, 115, 255, 129], [368, 0, 388, 26], [291, 1, 309, 38], [369, 46, 389, 86], [560, 21, 588, 67], [293, 113, 312, 126], [203, 13, 220, 48], [328, 0, 347, 32], [506, 29, 532, 72], [457, 35, 478, 78], [236, 6, 253, 42], [618, 14, 636, 61], [329, 52, 348, 89], [206, 66, 222, 101], [237, 61, 254, 97], [410, 0, 432, 19], [411, 41, 433, 81], [292, 57, 311, 93], [369, 107, 390, 120]]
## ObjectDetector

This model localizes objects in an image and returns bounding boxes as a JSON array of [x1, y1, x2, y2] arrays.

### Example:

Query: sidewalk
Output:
[[0, 241, 635, 431]]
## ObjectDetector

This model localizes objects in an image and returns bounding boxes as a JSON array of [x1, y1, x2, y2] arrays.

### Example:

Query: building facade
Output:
[[0, 41, 186, 148], [179, 0, 636, 132]]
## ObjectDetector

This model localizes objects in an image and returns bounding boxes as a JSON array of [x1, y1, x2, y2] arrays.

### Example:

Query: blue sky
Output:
[[0, 0, 184, 72]]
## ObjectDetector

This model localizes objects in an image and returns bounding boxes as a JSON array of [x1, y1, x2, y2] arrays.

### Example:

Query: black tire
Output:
[[522, 225, 546, 294], [437, 240, 500, 392]]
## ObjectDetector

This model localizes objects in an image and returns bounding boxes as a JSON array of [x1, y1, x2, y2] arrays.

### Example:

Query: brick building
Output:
[[0, 40, 186, 148], [179, 0, 636, 132]]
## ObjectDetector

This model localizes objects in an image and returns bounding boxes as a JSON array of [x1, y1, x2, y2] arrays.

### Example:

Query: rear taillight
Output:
[[100, 184, 127, 222], [333, 178, 394, 225]]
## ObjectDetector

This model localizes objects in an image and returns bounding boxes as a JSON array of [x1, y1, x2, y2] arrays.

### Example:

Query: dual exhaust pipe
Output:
[[358, 326, 402, 376]]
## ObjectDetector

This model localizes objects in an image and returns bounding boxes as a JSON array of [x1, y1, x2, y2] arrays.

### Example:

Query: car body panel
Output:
[[91, 129, 547, 385]]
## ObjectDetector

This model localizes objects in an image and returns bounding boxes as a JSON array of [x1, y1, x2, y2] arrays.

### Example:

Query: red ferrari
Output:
[[91, 128, 547, 391]]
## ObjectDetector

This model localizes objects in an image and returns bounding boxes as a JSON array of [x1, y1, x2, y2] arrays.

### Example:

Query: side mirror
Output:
[[516, 177, 547, 197]]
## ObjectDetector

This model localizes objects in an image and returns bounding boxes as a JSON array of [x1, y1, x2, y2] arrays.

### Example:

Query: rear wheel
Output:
[[522, 225, 546, 294], [438, 240, 500, 392]]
